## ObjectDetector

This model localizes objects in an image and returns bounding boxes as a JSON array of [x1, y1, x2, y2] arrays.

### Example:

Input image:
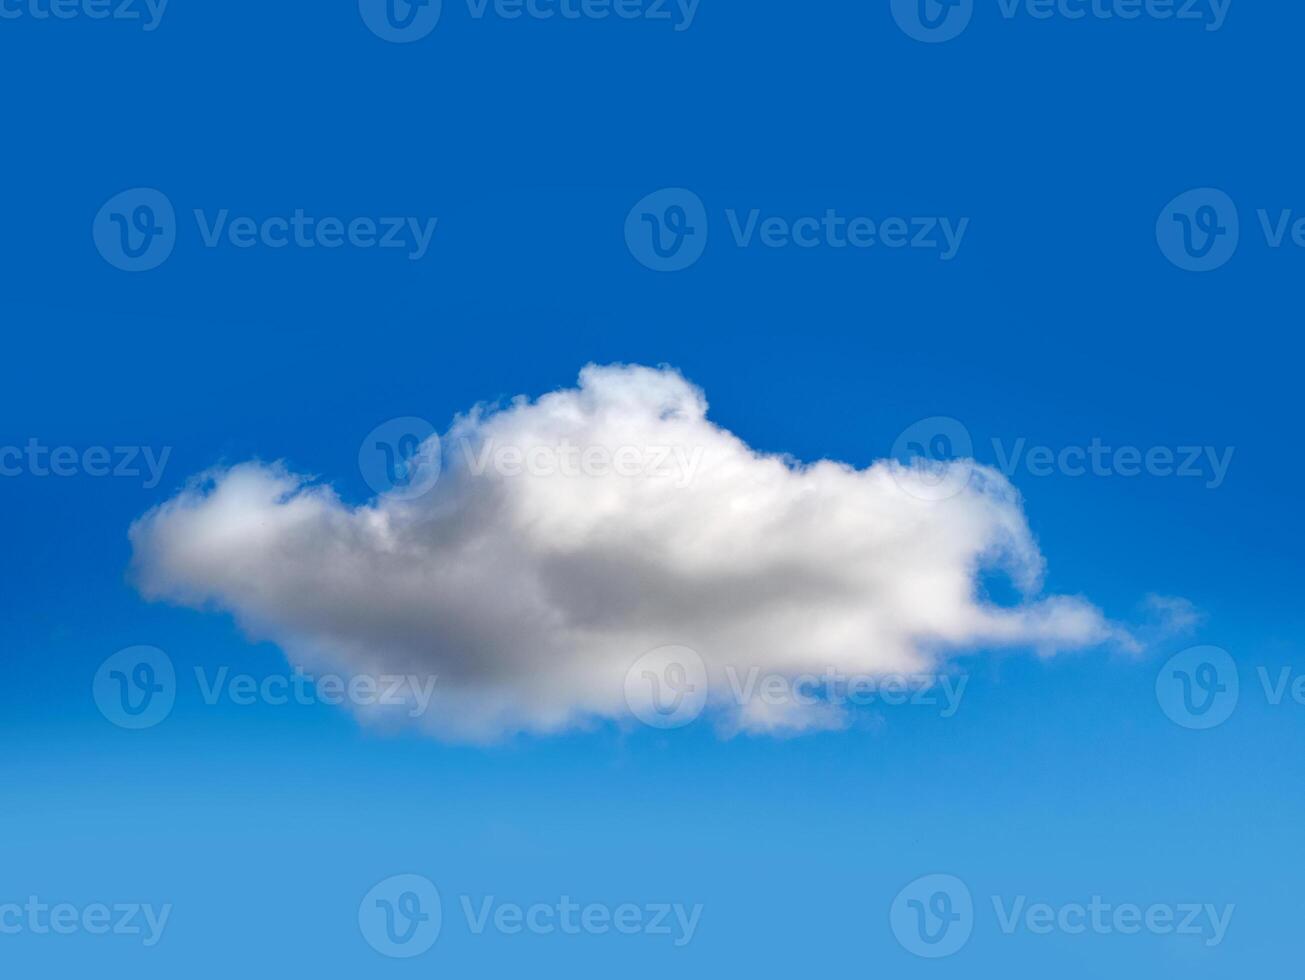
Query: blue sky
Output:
[[2, 1, 1303, 975]]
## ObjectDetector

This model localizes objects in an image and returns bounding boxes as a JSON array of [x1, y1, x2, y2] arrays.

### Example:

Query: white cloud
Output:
[[1141, 594, 1206, 636], [129, 363, 1130, 741]]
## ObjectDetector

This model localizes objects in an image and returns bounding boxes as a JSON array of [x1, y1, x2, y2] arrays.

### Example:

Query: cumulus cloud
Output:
[[129, 363, 1131, 741]]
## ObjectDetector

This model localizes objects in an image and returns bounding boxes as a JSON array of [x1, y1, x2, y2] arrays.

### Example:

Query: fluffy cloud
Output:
[[129, 363, 1129, 740]]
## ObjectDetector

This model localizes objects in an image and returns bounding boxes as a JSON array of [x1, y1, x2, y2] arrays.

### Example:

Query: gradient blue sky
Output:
[[2, 1, 1303, 975]]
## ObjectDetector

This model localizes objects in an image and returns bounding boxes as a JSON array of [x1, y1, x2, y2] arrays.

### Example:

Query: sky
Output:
[[1, 0, 1303, 976]]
